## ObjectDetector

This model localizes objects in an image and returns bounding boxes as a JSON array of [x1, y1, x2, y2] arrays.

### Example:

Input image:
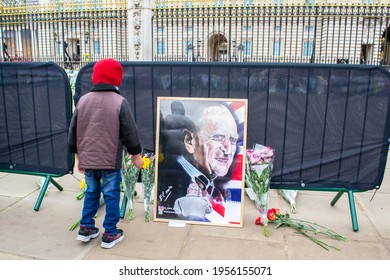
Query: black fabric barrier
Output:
[[0, 62, 73, 175], [75, 62, 390, 191]]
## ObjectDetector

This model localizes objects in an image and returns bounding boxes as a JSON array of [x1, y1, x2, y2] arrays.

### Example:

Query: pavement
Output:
[[0, 157, 390, 261]]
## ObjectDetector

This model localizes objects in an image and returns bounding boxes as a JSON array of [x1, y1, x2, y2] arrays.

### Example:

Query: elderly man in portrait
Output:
[[157, 100, 243, 224]]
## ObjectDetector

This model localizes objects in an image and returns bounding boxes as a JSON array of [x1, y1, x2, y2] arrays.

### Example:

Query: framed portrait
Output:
[[154, 97, 248, 227]]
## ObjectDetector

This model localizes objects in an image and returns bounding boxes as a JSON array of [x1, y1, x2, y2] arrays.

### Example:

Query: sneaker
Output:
[[76, 226, 100, 242], [101, 229, 124, 249]]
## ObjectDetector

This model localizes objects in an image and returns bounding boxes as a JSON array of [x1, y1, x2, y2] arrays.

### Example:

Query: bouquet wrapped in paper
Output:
[[121, 152, 141, 220], [245, 144, 275, 237], [277, 189, 298, 213], [141, 153, 156, 222]]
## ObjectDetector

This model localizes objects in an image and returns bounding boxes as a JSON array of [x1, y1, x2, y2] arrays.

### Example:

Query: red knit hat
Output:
[[92, 58, 123, 86]]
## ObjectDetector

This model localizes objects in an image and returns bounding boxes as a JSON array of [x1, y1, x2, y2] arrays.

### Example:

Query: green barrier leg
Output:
[[34, 175, 64, 211], [330, 191, 343, 206], [50, 178, 63, 191], [348, 190, 359, 232], [330, 190, 359, 232], [34, 175, 51, 211], [120, 195, 128, 219]]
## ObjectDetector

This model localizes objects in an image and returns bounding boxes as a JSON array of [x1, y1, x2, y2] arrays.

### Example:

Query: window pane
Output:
[[55, 43, 61, 57], [157, 0, 166, 8], [273, 40, 280, 56], [243, 26, 252, 33], [158, 40, 166, 55], [243, 41, 251, 56], [304, 26, 313, 33], [303, 41, 313, 57], [94, 40, 100, 55], [183, 40, 193, 56]]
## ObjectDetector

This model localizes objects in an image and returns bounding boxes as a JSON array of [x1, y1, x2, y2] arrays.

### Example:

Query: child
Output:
[[68, 58, 143, 249]]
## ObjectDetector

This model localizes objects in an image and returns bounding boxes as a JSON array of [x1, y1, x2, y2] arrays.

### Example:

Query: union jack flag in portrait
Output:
[[205, 100, 247, 225]]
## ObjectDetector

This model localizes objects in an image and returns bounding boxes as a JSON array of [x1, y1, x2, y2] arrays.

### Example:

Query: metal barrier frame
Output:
[[75, 61, 390, 231]]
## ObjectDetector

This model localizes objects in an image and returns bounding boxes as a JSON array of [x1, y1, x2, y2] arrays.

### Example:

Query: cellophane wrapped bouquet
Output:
[[121, 152, 141, 220], [141, 153, 156, 222], [277, 189, 298, 213], [245, 144, 275, 237]]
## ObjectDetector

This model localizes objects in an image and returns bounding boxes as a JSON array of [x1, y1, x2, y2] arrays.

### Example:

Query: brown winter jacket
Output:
[[68, 84, 142, 170]]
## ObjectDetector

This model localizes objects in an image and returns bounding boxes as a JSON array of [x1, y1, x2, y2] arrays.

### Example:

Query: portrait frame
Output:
[[153, 97, 248, 227]]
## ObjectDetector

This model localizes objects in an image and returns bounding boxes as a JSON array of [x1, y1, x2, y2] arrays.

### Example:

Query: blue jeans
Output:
[[81, 169, 121, 235]]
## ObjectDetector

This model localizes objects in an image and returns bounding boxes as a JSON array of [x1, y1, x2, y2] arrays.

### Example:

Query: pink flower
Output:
[[247, 147, 275, 165]]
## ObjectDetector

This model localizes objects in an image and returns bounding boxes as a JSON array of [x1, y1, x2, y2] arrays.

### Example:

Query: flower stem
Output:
[[264, 225, 269, 237], [128, 208, 134, 220], [69, 218, 80, 231], [289, 218, 348, 241], [145, 211, 150, 222], [292, 227, 340, 251]]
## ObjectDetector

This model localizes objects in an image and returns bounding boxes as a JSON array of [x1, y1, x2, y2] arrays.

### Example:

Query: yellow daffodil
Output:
[[79, 178, 86, 191], [140, 153, 156, 222], [142, 156, 151, 169]]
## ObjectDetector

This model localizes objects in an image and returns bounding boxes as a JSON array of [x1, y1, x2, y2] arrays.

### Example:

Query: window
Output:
[[273, 40, 281, 56], [275, 26, 281, 33], [94, 40, 100, 55], [158, 40, 166, 55], [243, 0, 253, 6], [186, 26, 193, 33], [303, 41, 313, 57], [214, 0, 223, 7], [243, 26, 252, 33], [75, 0, 82, 10], [157, 27, 164, 33], [184, 40, 193, 57], [93, 0, 103, 9], [55, 42, 61, 57], [304, 26, 313, 33], [56, 0, 63, 11], [157, 0, 166, 8], [242, 40, 252, 56], [305, 0, 315, 5], [184, 1, 193, 8]]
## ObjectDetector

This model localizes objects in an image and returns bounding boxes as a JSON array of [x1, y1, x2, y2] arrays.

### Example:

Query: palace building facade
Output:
[[0, 0, 389, 68]]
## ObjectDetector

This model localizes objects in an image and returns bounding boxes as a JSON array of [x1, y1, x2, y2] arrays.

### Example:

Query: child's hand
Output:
[[75, 154, 84, 174], [132, 153, 144, 169]]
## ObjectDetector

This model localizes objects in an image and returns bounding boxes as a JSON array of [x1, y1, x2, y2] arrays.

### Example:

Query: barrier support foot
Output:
[[330, 190, 359, 232]]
